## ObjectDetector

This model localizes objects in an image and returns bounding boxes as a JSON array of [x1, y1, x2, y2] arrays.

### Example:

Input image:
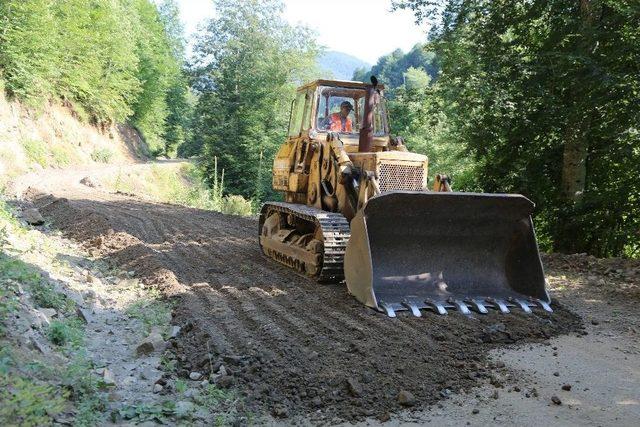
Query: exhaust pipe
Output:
[[358, 76, 378, 153]]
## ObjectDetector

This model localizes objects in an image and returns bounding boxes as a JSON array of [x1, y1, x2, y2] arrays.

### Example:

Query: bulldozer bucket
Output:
[[344, 192, 552, 317]]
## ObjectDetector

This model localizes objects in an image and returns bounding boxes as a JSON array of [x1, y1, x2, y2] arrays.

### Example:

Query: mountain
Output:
[[317, 51, 371, 81]]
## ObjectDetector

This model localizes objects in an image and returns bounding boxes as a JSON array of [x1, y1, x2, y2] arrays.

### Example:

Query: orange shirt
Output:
[[329, 113, 353, 132]]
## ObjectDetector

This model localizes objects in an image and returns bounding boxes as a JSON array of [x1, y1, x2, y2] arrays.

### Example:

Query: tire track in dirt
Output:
[[30, 190, 583, 423]]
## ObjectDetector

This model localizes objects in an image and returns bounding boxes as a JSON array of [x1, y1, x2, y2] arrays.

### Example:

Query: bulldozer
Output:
[[259, 77, 552, 317]]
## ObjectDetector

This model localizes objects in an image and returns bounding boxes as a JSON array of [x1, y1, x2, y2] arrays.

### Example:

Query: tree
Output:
[[0, 0, 190, 156], [190, 0, 320, 201], [352, 43, 439, 94], [394, 0, 640, 257], [129, 0, 181, 153], [0, 1, 59, 104], [158, 0, 192, 157]]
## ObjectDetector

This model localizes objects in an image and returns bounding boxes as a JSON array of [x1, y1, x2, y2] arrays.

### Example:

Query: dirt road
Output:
[[19, 164, 640, 425]]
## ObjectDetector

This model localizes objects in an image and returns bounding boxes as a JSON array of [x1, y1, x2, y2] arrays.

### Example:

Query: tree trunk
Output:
[[560, 128, 587, 203]]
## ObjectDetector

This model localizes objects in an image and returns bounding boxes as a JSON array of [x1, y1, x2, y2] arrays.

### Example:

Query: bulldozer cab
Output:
[[288, 80, 389, 141]]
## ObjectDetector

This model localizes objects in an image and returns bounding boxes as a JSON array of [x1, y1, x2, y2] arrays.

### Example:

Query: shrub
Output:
[[30, 280, 74, 313], [51, 145, 72, 167], [221, 195, 253, 216], [20, 139, 48, 168], [90, 148, 113, 164], [0, 375, 66, 425], [47, 318, 83, 347]]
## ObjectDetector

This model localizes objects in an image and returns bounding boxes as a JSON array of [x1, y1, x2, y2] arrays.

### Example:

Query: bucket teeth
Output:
[[379, 297, 552, 317], [467, 298, 489, 314], [535, 299, 553, 313], [379, 301, 397, 318], [449, 299, 471, 315], [402, 300, 422, 317], [488, 298, 510, 314], [512, 298, 533, 314], [425, 299, 448, 315]]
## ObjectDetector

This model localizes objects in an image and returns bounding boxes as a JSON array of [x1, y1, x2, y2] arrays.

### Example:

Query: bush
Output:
[[30, 280, 74, 313], [47, 318, 83, 347], [20, 139, 48, 168], [90, 148, 113, 164], [51, 145, 72, 167], [221, 195, 253, 216], [0, 375, 66, 425]]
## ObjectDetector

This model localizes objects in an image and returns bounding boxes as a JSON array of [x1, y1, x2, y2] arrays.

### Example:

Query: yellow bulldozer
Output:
[[259, 77, 552, 317]]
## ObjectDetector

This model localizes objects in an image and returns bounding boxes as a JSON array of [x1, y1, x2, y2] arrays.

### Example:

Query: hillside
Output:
[[317, 50, 370, 80]]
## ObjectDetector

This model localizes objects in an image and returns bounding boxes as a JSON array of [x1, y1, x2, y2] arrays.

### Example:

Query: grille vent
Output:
[[378, 163, 425, 193]]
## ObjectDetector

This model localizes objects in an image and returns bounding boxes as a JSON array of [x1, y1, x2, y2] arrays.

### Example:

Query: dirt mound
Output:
[[32, 192, 582, 423]]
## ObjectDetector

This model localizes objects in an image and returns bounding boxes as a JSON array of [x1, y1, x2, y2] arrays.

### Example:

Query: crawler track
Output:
[[259, 202, 350, 282]]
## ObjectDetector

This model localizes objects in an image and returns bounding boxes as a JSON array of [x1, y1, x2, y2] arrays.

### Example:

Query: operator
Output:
[[329, 101, 354, 132]]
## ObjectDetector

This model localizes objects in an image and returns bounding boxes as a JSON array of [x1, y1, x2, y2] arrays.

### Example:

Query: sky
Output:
[[175, 0, 428, 64]]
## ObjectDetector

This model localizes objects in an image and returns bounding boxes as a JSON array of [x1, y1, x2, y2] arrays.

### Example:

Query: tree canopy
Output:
[[187, 0, 320, 201], [353, 43, 439, 92], [393, 0, 640, 256], [0, 0, 190, 154]]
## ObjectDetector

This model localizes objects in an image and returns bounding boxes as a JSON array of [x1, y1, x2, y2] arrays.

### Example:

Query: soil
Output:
[[16, 163, 639, 424]]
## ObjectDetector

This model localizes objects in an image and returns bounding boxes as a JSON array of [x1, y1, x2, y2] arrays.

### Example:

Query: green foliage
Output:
[[0, 0, 190, 154], [195, 384, 239, 425], [0, 374, 66, 426], [353, 43, 438, 92], [395, 0, 640, 257], [90, 147, 114, 164], [30, 280, 75, 313], [0, 0, 58, 105], [190, 0, 321, 202], [20, 139, 49, 168], [124, 295, 171, 334], [388, 85, 478, 189], [129, 0, 180, 152], [53, 0, 141, 123], [0, 265, 20, 336], [117, 401, 176, 423], [51, 145, 72, 167], [0, 253, 40, 285], [47, 318, 84, 347], [175, 378, 188, 394], [197, 384, 235, 409], [158, 0, 194, 157], [62, 353, 105, 426], [0, 249, 40, 336], [221, 195, 254, 216]]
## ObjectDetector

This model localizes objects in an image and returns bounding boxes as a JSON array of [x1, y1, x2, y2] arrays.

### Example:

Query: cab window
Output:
[[315, 86, 386, 135], [288, 91, 306, 137]]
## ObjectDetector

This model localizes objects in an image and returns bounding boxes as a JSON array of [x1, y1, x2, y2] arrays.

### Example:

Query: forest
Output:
[[0, 0, 638, 257]]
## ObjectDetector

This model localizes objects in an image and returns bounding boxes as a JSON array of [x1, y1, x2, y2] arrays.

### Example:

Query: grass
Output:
[[175, 378, 188, 394], [90, 147, 113, 164], [196, 384, 239, 426], [0, 263, 20, 336], [47, 318, 84, 347], [116, 401, 176, 424], [0, 199, 104, 426], [109, 161, 254, 216], [20, 139, 49, 168], [62, 353, 105, 426], [0, 348, 68, 426], [0, 374, 67, 426], [124, 290, 172, 334], [51, 145, 74, 167], [30, 280, 75, 313]]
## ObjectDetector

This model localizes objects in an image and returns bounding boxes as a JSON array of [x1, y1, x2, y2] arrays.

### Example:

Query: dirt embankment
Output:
[[27, 188, 591, 424]]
